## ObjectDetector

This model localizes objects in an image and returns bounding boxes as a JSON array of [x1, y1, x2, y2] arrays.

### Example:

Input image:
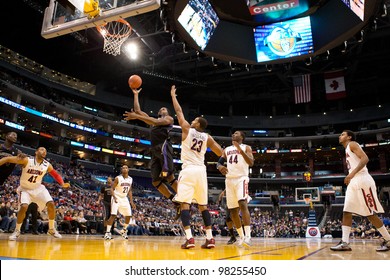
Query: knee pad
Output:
[[180, 209, 191, 227]]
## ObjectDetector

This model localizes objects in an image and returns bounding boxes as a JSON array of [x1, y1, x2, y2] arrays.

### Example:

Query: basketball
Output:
[[128, 75, 142, 89]]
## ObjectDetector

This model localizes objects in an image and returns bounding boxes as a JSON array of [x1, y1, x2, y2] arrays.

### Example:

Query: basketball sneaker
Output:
[[181, 237, 195, 249], [104, 232, 112, 240], [9, 230, 21, 241], [201, 238, 215, 249], [227, 236, 237, 245], [120, 229, 128, 239], [243, 236, 252, 248], [47, 229, 62, 238], [330, 241, 352, 251], [376, 238, 390, 252]]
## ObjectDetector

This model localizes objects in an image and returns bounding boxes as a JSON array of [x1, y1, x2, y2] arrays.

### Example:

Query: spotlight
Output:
[[229, 61, 236, 70], [124, 43, 138, 60], [171, 32, 176, 43], [325, 50, 330, 60], [211, 57, 218, 67], [357, 30, 364, 43], [341, 41, 348, 53], [305, 57, 312, 66], [182, 42, 188, 54], [381, 3, 388, 17]]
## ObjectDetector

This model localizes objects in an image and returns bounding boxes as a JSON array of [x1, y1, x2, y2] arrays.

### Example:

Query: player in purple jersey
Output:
[[0, 132, 25, 186], [123, 87, 180, 218]]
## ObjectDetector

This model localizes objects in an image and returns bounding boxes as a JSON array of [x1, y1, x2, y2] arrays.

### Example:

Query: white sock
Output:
[[106, 225, 112, 233], [15, 223, 22, 231], [377, 225, 390, 241], [206, 229, 213, 240], [342, 225, 351, 243], [237, 227, 244, 238], [49, 220, 54, 230], [185, 228, 193, 239], [244, 226, 251, 238]]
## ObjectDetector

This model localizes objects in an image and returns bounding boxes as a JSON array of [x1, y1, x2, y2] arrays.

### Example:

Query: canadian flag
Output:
[[324, 70, 346, 100]]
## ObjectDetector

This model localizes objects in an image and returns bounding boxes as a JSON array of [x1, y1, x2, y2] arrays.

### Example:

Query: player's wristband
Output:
[[216, 157, 226, 169]]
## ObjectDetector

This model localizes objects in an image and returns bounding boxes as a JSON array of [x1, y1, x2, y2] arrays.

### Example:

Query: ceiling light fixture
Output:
[[142, 70, 206, 87]]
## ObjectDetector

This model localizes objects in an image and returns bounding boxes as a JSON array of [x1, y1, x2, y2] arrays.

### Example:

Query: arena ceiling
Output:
[[2, 0, 390, 112]]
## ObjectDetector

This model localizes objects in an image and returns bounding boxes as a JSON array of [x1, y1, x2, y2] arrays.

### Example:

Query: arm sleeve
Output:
[[49, 169, 64, 185]]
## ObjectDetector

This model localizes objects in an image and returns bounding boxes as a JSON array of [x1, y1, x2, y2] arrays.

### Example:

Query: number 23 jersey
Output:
[[20, 157, 49, 190], [181, 128, 208, 168]]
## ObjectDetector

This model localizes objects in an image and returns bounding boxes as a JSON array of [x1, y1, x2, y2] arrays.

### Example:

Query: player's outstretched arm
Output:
[[47, 164, 69, 188], [207, 135, 223, 157], [123, 111, 173, 126], [170, 85, 190, 138], [0, 155, 28, 167], [131, 88, 148, 117]]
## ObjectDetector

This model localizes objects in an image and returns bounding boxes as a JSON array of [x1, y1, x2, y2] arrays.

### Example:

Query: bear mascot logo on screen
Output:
[[264, 25, 302, 56]]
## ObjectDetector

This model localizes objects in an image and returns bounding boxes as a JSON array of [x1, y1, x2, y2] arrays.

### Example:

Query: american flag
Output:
[[293, 74, 311, 104]]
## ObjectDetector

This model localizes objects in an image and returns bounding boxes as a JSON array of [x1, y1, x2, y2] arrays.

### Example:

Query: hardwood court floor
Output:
[[0, 233, 388, 260]]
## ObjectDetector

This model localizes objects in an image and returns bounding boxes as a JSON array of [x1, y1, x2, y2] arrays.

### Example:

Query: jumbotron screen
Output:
[[177, 0, 220, 50], [254, 16, 313, 62], [340, 0, 364, 20]]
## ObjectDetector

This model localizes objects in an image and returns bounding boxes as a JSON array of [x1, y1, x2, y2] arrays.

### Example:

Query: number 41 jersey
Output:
[[20, 157, 49, 190]]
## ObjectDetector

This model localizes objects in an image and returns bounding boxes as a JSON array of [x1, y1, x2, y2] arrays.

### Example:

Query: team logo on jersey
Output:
[[26, 169, 43, 175]]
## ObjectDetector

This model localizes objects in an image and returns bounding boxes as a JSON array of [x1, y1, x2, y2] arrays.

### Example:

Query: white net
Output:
[[303, 194, 312, 204], [97, 19, 132, 56]]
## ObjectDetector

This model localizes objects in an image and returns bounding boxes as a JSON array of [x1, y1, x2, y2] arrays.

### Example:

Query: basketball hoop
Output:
[[97, 19, 132, 56], [304, 195, 314, 210]]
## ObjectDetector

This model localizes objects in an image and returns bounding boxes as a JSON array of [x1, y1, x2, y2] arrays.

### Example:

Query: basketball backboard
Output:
[[41, 0, 161, 39], [295, 187, 320, 203]]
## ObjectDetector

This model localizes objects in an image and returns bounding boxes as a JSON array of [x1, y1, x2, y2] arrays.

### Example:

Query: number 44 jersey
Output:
[[225, 144, 250, 178]]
